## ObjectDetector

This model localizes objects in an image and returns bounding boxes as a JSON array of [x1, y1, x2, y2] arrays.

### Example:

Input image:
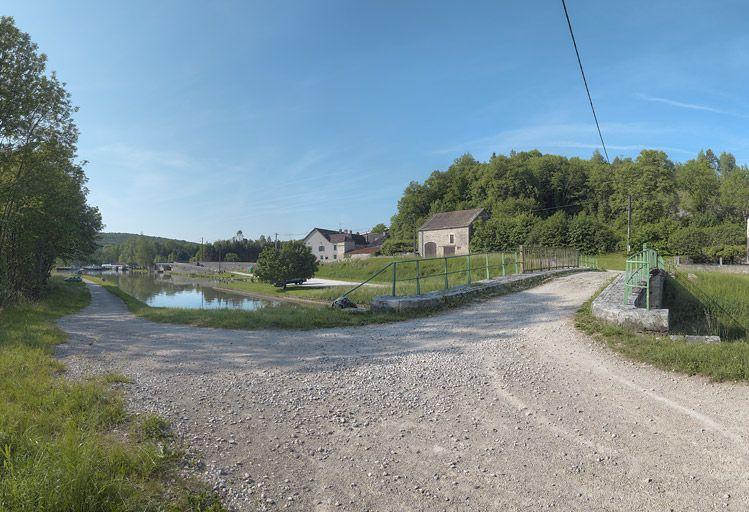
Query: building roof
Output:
[[418, 208, 486, 231], [303, 228, 366, 246]]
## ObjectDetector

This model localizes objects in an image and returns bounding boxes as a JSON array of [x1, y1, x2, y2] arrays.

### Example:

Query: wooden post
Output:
[[485, 253, 490, 280], [501, 253, 506, 276], [519, 245, 525, 274]]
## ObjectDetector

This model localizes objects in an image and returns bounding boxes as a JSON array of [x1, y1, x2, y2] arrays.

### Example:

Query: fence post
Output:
[[391, 262, 397, 296], [416, 259, 421, 295], [444, 257, 449, 290], [467, 254, 472, 285], [514, 251, 519, 274], [501, 253, 506, 276], [485, 253, 490, 280], [519, 245, 525, 274]]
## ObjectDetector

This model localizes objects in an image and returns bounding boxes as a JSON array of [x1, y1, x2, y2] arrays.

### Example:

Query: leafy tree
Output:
[[677, 156, 720, 215], [255, 241, 317, 288], [224, 252, 239, 262], [0, 17, 101, 303], [370, 223, 387, 234], [526, 211, 568, 247]]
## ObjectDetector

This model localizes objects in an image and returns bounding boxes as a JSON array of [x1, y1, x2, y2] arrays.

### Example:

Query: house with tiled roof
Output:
[[417, 208, 487, 257]]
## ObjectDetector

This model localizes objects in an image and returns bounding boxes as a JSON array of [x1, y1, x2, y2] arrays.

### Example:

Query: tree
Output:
[[255, 241, 317, 288], [0, 17, 101, 303], [371, 223, 387, 234], [224, 252, 239, 262]]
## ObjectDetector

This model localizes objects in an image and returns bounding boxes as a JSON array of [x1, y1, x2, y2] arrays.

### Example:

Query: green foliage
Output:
[[255, 241, 318, 288], [370, 223, 388, 234], [0, 17, 102, 304], [387, 147, 748, 261], [566, 213, 617, 254], [223, 252, 239, 262], [0, 278, 225, 510]]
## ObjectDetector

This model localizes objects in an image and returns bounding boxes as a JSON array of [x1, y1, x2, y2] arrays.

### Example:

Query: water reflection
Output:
[[98, 272, 281, 311]]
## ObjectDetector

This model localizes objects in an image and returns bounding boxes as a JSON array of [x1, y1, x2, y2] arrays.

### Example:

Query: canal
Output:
[[97, 272, 283, 311]]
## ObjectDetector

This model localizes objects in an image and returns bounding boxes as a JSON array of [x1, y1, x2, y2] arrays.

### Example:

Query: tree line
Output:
[[90, 231, 276, 267], [0, 17, 102, 305], [383, 149, 749, 261]]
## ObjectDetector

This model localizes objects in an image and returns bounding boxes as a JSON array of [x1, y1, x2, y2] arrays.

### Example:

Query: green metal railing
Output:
[[339, 247, 597, 300], [623, 244, 666, 309]]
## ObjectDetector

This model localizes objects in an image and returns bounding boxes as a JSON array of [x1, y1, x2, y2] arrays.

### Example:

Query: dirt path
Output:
[[57, 272, 749, 511]]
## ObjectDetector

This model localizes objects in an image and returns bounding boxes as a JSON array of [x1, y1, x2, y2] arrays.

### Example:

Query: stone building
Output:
[[417, 208, 487, 257]]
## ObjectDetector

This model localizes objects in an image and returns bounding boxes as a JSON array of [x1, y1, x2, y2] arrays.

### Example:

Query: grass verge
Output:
[[87, 276, 429, 330], [0, 277, 224, 511], [575, 281, 749, 382]]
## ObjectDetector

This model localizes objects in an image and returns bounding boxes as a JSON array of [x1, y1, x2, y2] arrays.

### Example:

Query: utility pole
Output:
[[274, 233, 279, 251], [626, 195, 632, 254]]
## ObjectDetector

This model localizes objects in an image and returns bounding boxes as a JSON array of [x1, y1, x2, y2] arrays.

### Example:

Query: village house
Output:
[[303, 228, 389, 262], [417, 207, 487, 257]]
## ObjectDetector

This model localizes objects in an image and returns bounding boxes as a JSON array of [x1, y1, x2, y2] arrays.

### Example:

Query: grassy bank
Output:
[[87, 276, 426, 329], [576, 280, 749, 382], [0, 278, 224, 511], [666, 271, 749, 341]]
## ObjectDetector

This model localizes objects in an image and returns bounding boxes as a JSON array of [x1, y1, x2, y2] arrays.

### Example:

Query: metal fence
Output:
[[340, 246, 596, 300], [623, 244, 666, 309]]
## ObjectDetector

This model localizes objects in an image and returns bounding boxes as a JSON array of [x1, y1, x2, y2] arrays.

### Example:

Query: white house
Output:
[[303, 228, 368, 262]]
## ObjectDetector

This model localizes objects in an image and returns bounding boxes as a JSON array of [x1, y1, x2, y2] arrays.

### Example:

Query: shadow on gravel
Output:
[[57, 279, 578, 374]]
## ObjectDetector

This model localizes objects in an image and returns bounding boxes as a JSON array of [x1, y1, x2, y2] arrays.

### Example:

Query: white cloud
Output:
[[638, 94, 749, 118]]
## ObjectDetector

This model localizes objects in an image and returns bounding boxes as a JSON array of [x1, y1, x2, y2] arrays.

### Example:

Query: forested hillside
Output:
[[90, 231, 274, 266], [384, 149, 749, 261]]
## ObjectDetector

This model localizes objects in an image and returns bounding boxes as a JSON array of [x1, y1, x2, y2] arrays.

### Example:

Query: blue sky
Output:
[[6, 1, 749, 242]]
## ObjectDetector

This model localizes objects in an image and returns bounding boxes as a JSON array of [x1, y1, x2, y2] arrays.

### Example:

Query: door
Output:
[[443, 245, 455, 256], [424, 241, 437, 257]]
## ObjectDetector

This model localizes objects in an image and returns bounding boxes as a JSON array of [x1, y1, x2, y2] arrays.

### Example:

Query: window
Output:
[[319, 245, 325, 252], [449, 234, 455, 244], [333, 254, 337, 259]]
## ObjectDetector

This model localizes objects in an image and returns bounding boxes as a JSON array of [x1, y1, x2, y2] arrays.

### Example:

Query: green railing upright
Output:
[[339, 247, 597, 301], [623, 244, 666, 309]]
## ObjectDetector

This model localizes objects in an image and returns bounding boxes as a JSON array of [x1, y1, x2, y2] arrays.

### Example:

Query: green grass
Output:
[[88, 275, 430, 330], [576, 281, 749, 382], [595, 253, 627, 270], [0, 277, 225, 511], [314, 253, 521, 285], [666, 271, 749, 341]]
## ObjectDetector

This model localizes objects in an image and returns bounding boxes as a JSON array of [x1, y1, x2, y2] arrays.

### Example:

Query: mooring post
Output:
[[485, 253, 490, 280], [501, 253, 506, 276], [519, 245, 525, 274]]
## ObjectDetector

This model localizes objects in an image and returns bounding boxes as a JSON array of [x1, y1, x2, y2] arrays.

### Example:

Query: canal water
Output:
[[98, 272, 281, 311]]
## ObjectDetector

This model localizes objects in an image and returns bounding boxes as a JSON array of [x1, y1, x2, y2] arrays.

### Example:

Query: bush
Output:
[[669, 226, 710, 260], [470, 214, 538, 252], [224, 252, 239, 262], [567, 213, 617, 254], [255, 241, 318, 288], [526, 211, 568, 247], [381, 238, 415, 255]]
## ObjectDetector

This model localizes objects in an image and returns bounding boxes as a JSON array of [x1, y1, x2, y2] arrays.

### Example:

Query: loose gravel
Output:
[[57, 272, 749, 511]]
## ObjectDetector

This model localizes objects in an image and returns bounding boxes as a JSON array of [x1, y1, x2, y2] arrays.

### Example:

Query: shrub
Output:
[[255, 241, 318, 288], [567, 213, 617, 254]]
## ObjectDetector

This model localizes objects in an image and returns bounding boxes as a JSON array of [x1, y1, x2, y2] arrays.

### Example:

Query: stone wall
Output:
[[591, 272, 669, 332], [371, 268, 585, 312], [418, 226, 470, 257]]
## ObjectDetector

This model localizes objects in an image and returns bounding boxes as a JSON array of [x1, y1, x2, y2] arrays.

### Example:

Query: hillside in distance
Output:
[[96, 232, 198, 248]]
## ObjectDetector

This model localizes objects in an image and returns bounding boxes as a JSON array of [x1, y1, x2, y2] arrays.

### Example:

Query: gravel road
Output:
[[57, 271, 749, 511]]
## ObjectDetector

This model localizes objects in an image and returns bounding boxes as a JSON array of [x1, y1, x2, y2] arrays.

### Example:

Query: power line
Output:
[[561, 0, 610, 163]]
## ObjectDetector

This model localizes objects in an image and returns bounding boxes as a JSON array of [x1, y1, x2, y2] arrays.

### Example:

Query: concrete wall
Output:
[[591, 272, 669, 332], [371, 268, 585, 312], [418, 226, 470, 257]]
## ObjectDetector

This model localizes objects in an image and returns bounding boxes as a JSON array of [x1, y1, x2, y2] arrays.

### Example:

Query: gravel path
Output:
[[56, 271, 749, 511]]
